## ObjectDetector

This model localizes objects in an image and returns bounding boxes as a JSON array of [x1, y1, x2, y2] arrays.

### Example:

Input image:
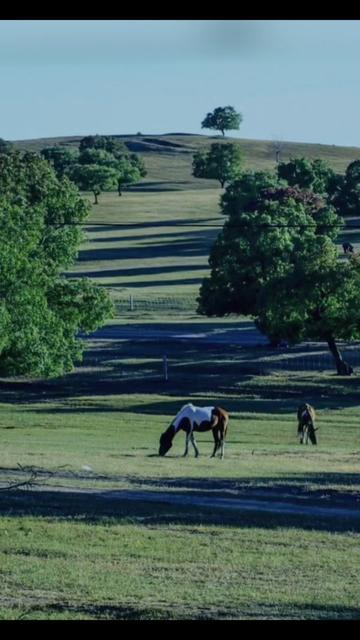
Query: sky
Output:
[[1, 19, 360, 147]]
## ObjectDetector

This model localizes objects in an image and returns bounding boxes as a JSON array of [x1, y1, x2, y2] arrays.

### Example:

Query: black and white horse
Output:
[[159, 403, 229, 459], [297, 403, 317, 445]]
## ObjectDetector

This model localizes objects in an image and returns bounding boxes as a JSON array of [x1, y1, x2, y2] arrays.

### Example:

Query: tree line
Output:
[[41, 135, 147, 204], [1, 103, 360, 378]]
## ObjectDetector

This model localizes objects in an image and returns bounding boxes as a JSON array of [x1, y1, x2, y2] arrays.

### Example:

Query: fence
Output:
[[114, 294, 198, 314], [253, 349, 360, 374]]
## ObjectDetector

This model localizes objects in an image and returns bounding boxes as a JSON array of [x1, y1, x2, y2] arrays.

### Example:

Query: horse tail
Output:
[[216, 407, 229, 438]]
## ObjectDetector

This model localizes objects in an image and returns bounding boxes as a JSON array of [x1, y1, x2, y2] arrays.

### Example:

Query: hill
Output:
[[12, 133, 360, 192]]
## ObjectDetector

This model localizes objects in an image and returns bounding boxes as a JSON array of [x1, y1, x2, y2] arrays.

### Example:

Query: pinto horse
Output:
[[297, 403, 317, 445], [159, 403, 229, 459]]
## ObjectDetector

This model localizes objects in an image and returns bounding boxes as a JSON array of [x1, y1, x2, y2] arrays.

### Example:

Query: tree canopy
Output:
[[0, 138, 14, 154], [201, 106, 242, 137], [41, 136, 147, 203], [192, 143, 243, 188], [197, 166, 360, 374], [0, 151, 113, 377], [40, 146, 80, 178]]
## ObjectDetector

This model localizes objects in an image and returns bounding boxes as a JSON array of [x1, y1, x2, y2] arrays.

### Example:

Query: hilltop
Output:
[[12, 133, 360, 192]]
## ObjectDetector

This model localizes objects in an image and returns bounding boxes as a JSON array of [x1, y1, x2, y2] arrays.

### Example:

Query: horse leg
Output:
[[305, 426, 309, 444], [183, 432, 190, 457], [219, 439, 225, 459], [190, 432, 200, 458], [211, 429, 220, 458]]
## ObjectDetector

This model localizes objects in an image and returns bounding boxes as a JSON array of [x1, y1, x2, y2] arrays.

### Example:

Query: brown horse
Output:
[[159, 403, 229, 459], [297, 403, 317, 444]]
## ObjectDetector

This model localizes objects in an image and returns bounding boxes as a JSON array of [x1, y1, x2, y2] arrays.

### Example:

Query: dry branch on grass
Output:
[[0, 464, 43, 491]]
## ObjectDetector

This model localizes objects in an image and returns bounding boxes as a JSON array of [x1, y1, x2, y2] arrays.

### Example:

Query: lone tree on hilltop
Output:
[[192, 143, 243, 188], [0, 151, 113, 378], [201, 106, 242, 137], [197, 168, 360, 375]]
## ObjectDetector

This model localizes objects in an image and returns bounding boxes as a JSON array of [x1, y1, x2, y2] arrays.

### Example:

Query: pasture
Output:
[[1, 346, 360, 620], [1, 134, 360, 620]]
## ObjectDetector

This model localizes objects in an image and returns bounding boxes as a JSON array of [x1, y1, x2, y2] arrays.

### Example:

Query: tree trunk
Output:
[[326, 334, 353, 375], [220, 179, 225, 188], [93, 191, 98, 205]]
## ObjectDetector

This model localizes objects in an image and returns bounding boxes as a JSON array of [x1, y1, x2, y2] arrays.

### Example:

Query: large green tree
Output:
[[197, 170, 360, 374], [201, 106, 242, 137], [276, 157, 360, 218], [277, 157, 336, 195], [0, 151, 113, 377], [331, 160, 360, 218], [192, 143, 243, 188]]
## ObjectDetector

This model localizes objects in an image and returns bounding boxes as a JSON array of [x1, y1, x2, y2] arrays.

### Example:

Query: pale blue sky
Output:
[[1, 20, 360, 146]]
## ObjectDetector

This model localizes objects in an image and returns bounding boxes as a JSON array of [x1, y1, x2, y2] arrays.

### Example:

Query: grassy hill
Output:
[[13, 133, 360, 191], [11, 132, 360, 314]]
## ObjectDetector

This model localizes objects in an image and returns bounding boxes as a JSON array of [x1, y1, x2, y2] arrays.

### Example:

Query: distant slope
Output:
[[12, 133, 360, 191]]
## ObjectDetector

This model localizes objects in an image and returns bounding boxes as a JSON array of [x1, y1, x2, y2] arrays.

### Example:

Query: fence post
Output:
[[129, 294, 134, 311], [163, 354, 168, 381]]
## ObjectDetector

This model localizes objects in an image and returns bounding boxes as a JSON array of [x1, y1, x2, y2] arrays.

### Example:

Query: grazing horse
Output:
[[158, 403, 229, 459], [297, 403, 317, 445], [343, 241, 354, 255]]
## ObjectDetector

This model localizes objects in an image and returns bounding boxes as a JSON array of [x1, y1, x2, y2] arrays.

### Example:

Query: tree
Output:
[[0, 138, 14, 154], [79, 135, 127, 155], [331, 160, 360, 218], [277, 156, 360, 219], [0, 151, 113, 377], [197, 171, 359, 375], [201, 106, 242, 137], [192, 143, 243, 188], [67, 136, 147, 201], [68, 163, 118, 204], [277, 157, 336, 196], [116, 154, 146, 196], [256, 250, 359, 375], [40, 146, 79, 178]]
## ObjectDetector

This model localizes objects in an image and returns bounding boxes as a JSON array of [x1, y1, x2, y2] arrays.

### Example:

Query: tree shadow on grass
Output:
[[1, 470, 359, 534], [1, 333, 360, 409], [10, 600, 360, 620]]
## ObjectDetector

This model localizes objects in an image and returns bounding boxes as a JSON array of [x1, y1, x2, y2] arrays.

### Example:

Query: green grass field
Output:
[[1, 133, 360, 620], [1, 351, 360, 620]]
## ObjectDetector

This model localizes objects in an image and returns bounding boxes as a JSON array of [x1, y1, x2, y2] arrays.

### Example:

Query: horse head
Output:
[[158, 427, 174, 456]]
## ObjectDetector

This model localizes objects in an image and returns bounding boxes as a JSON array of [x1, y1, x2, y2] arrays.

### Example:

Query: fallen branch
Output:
[[0, 467, 39, 492]]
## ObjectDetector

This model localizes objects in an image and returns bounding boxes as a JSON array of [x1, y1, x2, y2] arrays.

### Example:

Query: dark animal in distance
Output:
[[297, 403, 317, 445], [342, 241, 354, 254], [158, 403, 229, 459]]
